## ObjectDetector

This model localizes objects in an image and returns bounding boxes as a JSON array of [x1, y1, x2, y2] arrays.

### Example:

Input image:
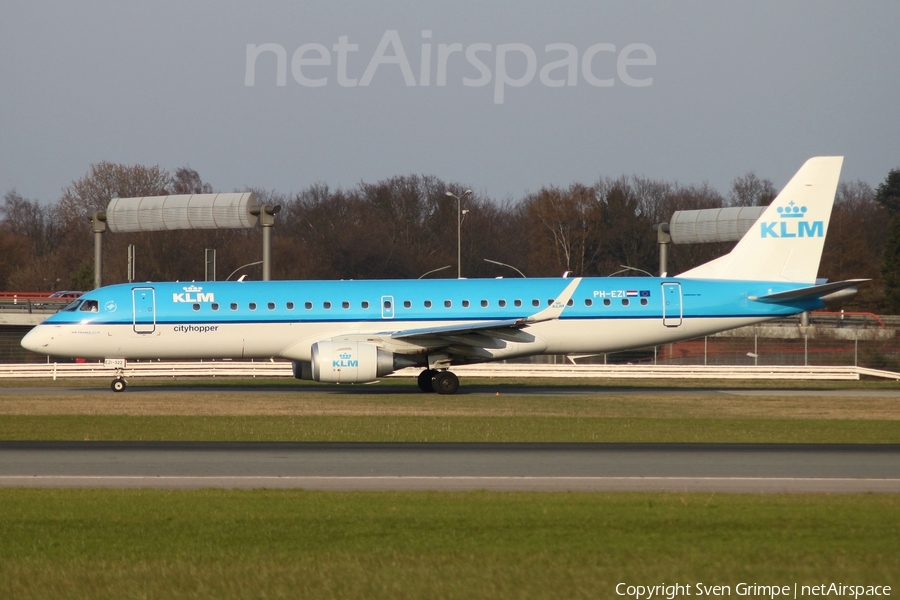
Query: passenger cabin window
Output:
[[249, 302, 257, 310], [584, 298, 593, 307], [230, 302, 238, 311], [424, 300, 432, 308], [211, 303, 219, 311], [342, 301, 350, 309], [361, 301, 369, 309], [403, 300, 411, 308], [481, 300, 488, 307], [444, 300, 452, 308], [532, 299, 539, 307], [286, 302, 294, 310], [567, 299, 574, 306], [603, 299, 611, 306], [498, 299, 506, 307], [548, 299, 554, 306], [79, 300, 99, 312], [323, 301, 332, 309], [305, 302, 313, 310], [383, 300, 392, 309], [267, 302, 275, 310], [640, 298, 648, 306], [192, 303, 200, 311], [622, 298, 629, 306], [462, 300, 470, 308], [514, 299, 522, 307]]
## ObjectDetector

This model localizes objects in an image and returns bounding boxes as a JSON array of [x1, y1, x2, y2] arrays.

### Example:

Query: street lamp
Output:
[[226, 261, 263, 281], [483, 258, 526, 278], [445, 189, 472, 278]]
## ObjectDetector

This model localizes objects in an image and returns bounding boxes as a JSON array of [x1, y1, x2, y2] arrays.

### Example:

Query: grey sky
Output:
[[2, 1, 898, 203]]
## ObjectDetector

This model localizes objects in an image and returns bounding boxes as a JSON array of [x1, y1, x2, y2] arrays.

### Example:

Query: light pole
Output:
[[483, 258, 526, 278], [226, 261, 263, 281], [445, 189, 472, 278], [419, 265, 452, 279]]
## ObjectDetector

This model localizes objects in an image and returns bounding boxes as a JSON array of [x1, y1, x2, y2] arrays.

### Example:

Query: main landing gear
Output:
[[417, 369, 460, 394]]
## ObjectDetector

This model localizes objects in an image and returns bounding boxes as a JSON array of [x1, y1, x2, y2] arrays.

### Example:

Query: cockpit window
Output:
[[61, 300, 83, 312], [79, 300, 99, 312]]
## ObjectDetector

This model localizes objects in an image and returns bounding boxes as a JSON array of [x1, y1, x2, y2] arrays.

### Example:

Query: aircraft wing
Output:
[[387, 277, 583, 348], [390, 318, 525, 341]]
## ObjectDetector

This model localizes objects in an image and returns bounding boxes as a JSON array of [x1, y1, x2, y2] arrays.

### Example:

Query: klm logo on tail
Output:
[[760, 201, 824, 239]]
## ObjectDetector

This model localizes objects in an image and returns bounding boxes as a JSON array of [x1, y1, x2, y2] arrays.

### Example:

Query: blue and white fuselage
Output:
[[23, 276, 823, 361], [21, 157, 861, 393]]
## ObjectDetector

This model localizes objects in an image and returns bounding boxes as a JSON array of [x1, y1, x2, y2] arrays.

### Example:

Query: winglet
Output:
[[523, 277, 582, 324]]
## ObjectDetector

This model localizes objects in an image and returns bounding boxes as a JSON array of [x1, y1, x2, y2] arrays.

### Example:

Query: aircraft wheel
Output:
[[417, 369, 436, 392], [111, 378, 127, 393], [432, 371, 459, 395]]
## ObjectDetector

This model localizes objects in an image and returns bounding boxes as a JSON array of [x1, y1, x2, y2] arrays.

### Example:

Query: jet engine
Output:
[[292, 340, 395, 383]]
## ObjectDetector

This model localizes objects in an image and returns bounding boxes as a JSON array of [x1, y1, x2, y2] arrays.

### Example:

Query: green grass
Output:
[[2, 414, 900, 442], [0, 489, 896, 600]]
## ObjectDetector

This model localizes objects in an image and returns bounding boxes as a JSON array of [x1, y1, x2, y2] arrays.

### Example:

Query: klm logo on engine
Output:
[[172, 285, 215, 303], [333, 351, 358, 368], [760, 201, 824, 238]]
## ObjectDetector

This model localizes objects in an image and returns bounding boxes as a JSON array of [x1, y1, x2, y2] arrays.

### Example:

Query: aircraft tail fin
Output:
[[678, 156, 843, 283]]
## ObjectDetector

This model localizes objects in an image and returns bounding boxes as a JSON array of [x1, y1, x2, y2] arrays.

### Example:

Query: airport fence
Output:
[[1, 360, 899, 381]]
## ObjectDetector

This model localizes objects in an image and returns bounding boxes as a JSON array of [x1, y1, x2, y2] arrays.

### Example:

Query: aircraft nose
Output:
[[21, 326, 53, 354]]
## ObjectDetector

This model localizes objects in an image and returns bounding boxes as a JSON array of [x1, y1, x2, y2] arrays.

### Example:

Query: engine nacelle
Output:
[[294, 341, 395, 383]]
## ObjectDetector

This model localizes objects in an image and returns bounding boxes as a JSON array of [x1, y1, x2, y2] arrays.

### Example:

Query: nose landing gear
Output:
[[111, 378, 127, 392]]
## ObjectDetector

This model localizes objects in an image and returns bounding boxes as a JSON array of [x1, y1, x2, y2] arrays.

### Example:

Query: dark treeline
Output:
[[1, 161, 897, 312]]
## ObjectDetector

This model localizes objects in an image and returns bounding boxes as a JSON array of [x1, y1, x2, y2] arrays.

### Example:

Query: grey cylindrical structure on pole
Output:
[[668, 205, 767, 244], [92, 213, 107, 289]]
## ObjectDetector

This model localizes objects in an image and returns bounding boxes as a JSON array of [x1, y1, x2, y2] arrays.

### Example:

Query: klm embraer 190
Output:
[[23, 157, 864, 393]]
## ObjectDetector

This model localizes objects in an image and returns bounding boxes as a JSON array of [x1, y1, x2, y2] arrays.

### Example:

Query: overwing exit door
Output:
[[381, 295, 394, 319]]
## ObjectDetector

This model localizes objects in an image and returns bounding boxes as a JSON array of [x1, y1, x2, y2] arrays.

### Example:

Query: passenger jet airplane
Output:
[[22, 157, 863, 393]]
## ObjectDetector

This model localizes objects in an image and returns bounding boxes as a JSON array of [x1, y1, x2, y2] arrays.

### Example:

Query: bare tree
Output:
[[728, 172, 777, 207], [58, 162, 171, 225]]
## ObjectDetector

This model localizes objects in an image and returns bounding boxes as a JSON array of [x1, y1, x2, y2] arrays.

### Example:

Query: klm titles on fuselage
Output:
[[759, 202, 823, 239], [172, 285, 214, 303]]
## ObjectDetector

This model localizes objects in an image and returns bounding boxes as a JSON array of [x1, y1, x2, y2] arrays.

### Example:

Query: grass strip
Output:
[[0, 489, 896, 600], [1, 414, 899, 442]]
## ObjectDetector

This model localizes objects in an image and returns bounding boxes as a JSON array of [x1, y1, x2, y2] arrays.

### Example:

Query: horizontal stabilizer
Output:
[[749, 279, 869, 303]]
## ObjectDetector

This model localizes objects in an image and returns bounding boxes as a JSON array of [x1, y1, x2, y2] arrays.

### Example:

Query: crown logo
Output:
[[183, 285, 203, 293], [777, 201, 807, 219], [339, 352, 352, 359]]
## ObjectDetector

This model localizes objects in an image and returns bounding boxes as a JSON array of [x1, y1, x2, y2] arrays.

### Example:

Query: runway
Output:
[[1, 442, 898, 492], [4, 383, 900, 398]]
